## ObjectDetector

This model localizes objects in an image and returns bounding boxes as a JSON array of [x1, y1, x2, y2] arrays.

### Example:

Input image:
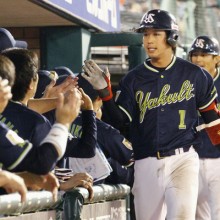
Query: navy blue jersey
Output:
[[0, 102, 96, 157], [64, 110, 97, 158], [197, 69, 220, 158], [0, 122, 32, 170], [44, 110, 97, 158], [1, 101, 51, 146], [104, 158, 134, 187], [69, 114, 133, 165], [116, 57, 217, 160], [0, 122, 58, 174]]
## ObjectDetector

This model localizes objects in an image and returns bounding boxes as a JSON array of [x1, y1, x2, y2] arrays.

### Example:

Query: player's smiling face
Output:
[[143, 29, 173, 67], [191, 52, 219, 78]]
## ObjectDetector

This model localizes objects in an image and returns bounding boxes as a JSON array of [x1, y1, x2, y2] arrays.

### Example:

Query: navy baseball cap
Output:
[[35, 70, 52, 98], [53, 66, 75, 77], [77, 73, 99, 101], [0, 28, 28, 52]]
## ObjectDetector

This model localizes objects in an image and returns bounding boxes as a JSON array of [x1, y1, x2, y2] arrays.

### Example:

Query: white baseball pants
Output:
[[132, 148, 199, 220], [196, 158, 220, 220]]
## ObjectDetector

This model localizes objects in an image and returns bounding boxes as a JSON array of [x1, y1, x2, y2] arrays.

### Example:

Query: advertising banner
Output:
[[40, 0, 120, 31]]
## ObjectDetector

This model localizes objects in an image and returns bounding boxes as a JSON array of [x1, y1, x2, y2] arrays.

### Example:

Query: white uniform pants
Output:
[[196, 158, 220, 220], [132, 149, 199, 220]]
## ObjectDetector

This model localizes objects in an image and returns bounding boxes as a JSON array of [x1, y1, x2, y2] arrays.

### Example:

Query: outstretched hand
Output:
[[42, 76, 78, 98], [55, 88, 82, 128], [82, 60, 109, 90], [82, 60, 113, 101]]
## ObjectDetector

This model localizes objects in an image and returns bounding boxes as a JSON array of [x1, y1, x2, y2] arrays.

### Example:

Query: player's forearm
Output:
[[80, 110, 97, 155], [199, 105, 220, 146], [28, 98, 57, 114], [15, 144, 58, 175], [65, 110, 97, 158], [103, 99, 128, 129]]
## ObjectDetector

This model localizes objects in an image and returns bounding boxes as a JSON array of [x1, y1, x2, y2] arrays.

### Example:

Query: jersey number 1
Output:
[[178, 110, 186, 129]]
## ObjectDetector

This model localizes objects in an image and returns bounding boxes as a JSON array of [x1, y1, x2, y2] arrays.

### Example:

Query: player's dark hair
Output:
[[0, 55, 15, 86], [1, 48, 38, 101]]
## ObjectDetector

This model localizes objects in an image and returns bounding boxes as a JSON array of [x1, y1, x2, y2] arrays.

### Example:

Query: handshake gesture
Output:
[[82, 60, 113, 101]]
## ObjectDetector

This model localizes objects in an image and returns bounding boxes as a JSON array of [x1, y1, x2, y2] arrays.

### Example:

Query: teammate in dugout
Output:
[[0, 48, 97, 172], [188, 36, 220, 220], [71, 74, 134, 185], [82, 9, 220, 220], [0, 54, 82, 200], [36, 68, 134, 174]]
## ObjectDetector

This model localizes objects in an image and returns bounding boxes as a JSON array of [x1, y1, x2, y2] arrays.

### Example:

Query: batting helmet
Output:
[[189, 35, 219, 56], [134, 9, 179, 47]]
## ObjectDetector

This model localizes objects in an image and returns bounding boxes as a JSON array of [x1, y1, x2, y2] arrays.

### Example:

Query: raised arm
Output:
[[64, 88, 97, 158], [82, 60, 128, 128]]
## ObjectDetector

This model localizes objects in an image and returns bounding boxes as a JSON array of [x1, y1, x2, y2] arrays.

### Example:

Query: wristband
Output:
[[98, 72, 113, 101], [40, 123, 68, 159]]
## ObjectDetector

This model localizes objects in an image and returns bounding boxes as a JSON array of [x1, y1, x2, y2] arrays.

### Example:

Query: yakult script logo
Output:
[[136, 80, 195, 123]]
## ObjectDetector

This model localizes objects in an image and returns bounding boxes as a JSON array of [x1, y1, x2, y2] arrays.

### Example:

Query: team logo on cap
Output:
[[143, 13, 155, 23], [195, 39, 205, 48]]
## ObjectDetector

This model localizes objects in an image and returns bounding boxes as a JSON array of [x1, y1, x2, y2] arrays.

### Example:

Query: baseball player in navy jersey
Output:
[[76, 74, 134, 168], [0, 54, 81, 200], [188, 36, 220, 220], [37, 71, 134, 183], [81, 9, 220, 220], [1, 49, 97, 166]]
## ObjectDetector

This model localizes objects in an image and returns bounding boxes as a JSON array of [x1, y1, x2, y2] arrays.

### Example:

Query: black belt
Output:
[[153, 145, 193, 159]]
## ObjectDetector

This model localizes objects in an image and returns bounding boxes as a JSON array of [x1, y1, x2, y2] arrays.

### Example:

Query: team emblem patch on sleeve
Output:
[[122, 138, 132, 150], [6, 130, 25, 146]]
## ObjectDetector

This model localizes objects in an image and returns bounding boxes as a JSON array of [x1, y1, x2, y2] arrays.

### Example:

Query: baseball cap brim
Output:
[[15, 40, 28, 49], [53, 66, 75, 76], [0, 28, 28, 51]]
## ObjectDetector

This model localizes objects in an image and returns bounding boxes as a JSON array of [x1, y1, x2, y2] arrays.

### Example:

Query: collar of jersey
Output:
[[10, 100, 26, 107], [214, 68, 220, 82], [144, 56, 176, 72]]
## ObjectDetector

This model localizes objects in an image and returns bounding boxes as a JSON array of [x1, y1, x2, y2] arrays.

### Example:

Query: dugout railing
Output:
[[0, 184, 130, 220]]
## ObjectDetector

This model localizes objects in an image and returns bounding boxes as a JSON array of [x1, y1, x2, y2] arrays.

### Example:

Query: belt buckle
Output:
[[157, 151, 165, 159]]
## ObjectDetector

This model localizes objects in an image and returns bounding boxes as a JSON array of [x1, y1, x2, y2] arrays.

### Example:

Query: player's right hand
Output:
[[0, 170, 27, 203], [79, 88, 93, 111], [59, 172, 94, 200], [55, 88, 82, 128], [42, 76, 78, 99], [17, 172, 60, 202], [82, 60, 113, 101], [82, 60, 108, 90]]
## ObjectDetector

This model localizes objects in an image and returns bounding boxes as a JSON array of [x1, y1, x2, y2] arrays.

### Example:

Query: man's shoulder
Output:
[[176, 57, 197, 67], [5, 101, 50, 123]]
